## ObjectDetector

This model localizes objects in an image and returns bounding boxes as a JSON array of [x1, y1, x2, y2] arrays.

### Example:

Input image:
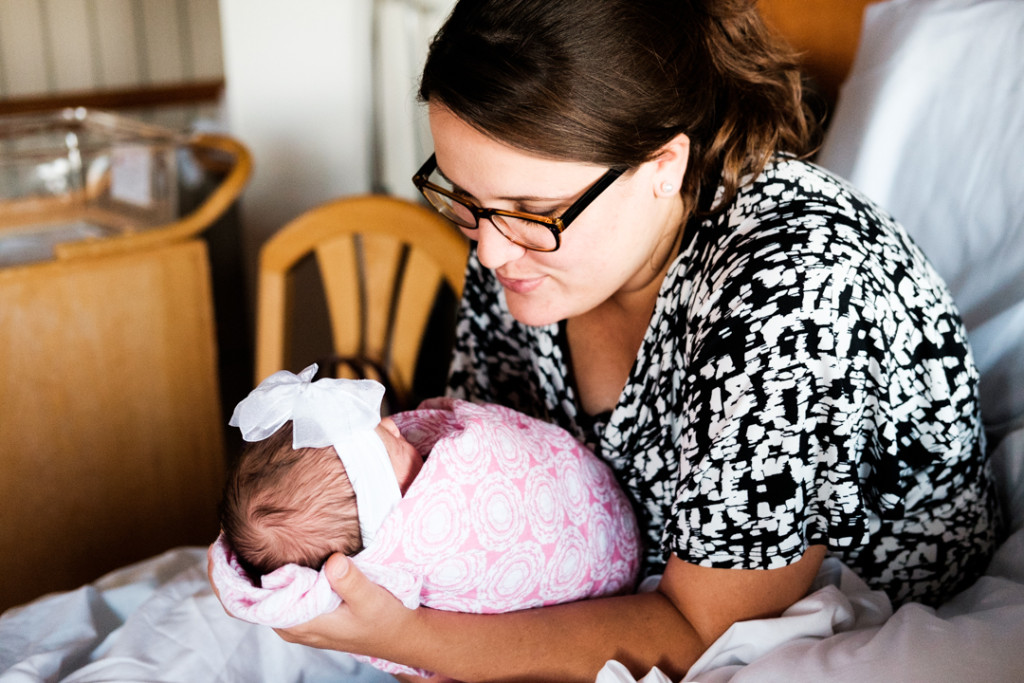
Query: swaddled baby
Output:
[[210, 364, 640, 678]]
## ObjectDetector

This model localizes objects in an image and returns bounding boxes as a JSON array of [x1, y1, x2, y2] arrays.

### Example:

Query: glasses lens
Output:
[[421, 187, 477, 228], [492, 214, 558, 252]]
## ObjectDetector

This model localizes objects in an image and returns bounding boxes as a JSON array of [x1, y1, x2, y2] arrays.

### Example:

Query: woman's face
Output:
[[428, 104, 687, 327]]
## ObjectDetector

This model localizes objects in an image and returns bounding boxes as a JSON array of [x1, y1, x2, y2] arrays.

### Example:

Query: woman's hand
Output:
[[206, 542, 826, 680], [206, 545, 418, 663], [273, 553, 417, 658]]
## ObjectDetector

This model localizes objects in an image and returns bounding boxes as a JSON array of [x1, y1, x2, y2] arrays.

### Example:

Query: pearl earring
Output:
[[660, 182, 675, 194]]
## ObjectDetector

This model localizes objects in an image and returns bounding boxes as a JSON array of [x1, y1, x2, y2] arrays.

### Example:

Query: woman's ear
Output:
[[652, 133, 690, 198]]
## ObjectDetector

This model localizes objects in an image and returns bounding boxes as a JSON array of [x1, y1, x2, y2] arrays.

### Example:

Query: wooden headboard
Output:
[[758, 0, 880, 110]]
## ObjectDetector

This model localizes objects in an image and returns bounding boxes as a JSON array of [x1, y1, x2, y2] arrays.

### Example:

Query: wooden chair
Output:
[[255, 194, 469, 410]]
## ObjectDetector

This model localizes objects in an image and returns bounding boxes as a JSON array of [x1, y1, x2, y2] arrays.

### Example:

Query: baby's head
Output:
[[218, 366, 423, 578], [219, 420, 361, 577]]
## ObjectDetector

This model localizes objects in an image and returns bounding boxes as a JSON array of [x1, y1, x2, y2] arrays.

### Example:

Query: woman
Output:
[[251, 0, 1001, 679]]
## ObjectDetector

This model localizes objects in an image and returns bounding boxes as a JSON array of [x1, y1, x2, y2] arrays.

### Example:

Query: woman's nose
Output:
[[474, 219, 527, 270]]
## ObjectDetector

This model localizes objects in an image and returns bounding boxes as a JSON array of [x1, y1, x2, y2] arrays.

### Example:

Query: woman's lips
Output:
[[495, 272, 546, 294]]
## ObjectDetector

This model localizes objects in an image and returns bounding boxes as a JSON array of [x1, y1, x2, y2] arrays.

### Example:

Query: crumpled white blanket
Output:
[[0, 547, 396, 683], [597, 528, 1024, 683], [4, 531, 1024, 682]]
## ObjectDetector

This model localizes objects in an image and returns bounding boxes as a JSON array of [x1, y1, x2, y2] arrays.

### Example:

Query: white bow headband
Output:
[[228, 364, 401, 549]]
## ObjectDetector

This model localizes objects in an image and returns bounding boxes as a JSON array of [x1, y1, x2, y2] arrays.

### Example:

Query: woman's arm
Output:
[[274, 545, 826, 681]]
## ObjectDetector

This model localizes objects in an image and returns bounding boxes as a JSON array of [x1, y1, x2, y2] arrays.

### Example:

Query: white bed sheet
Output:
[[0, 548, 394, 683], [601, 533, 1024, 683]]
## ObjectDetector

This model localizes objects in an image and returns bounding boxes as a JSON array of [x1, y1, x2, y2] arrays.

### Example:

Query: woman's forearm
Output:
[[384, 547, 827, 681], [393, 590, 702, 682], [272, 550, 824, 680]]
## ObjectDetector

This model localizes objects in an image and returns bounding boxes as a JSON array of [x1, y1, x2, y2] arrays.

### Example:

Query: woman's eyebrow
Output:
[[435, 163, 458, 187], [435, 165, 479, 200], [436, 162, 567, 203]]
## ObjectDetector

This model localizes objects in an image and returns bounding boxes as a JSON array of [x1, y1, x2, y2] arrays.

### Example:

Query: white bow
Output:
[[229, 363, 401, 548]]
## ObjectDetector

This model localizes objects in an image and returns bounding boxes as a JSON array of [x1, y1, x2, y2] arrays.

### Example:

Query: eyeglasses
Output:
[[412, 153, 624, 252]]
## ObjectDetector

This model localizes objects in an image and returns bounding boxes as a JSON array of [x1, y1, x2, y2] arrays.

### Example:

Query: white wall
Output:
[[218, 0, 375, 277]]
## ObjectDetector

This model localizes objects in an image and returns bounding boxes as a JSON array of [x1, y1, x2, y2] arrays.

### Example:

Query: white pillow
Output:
[[817, 0, 1024, 430], [991, 425, 1024, 532]]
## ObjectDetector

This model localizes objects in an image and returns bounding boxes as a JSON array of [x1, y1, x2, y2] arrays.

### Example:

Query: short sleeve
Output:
[[662, 164, 977, 572], [667, 239, 872, 569]]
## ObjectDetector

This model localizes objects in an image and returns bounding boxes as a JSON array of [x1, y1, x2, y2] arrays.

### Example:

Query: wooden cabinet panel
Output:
[[0, 239, 225, 611]]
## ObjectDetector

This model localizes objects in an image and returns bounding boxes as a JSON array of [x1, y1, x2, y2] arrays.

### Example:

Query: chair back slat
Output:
[[256, 195, 469, 409]]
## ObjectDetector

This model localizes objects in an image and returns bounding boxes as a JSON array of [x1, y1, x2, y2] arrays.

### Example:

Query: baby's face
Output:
[[376, 418, 423, 495]]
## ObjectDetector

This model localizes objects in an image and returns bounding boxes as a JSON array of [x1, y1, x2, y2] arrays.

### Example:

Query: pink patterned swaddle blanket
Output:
[[211, 397, 639, 677]]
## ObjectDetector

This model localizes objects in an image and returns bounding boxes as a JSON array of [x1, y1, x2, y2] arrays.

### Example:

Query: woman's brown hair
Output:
[[419, 0, 818, 218]]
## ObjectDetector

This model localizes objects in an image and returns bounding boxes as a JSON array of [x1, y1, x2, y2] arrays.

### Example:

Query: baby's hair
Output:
[[219, 421, 362, 578]]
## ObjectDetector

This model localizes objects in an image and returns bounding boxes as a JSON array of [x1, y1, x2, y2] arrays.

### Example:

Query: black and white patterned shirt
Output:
[[446, 158, 1000, 606]]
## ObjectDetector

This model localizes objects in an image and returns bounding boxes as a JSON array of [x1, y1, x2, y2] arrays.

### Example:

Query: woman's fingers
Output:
[[274, 553, 409, 652], [323, 553, 355, 598]]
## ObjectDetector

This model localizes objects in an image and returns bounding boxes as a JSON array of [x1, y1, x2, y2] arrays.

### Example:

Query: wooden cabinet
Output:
[[759, 0, 879, 108], [0, 238, 227, 612]]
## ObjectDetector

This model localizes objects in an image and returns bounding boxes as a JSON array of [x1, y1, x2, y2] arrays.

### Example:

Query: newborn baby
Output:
[[210, 364, 640, 678]]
